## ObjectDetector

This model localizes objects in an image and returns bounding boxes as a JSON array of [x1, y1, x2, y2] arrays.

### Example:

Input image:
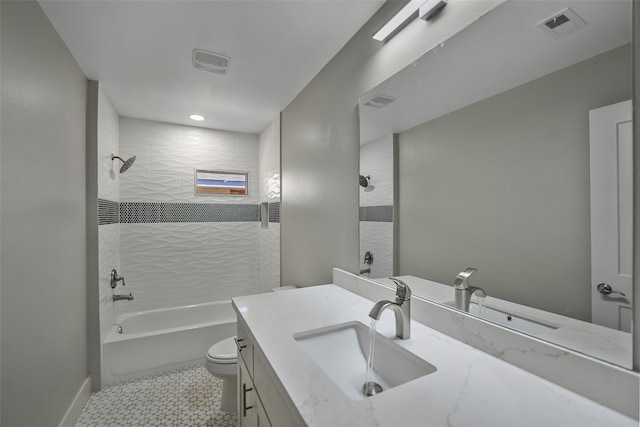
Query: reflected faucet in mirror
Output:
[[360, 251, 374, 274], [369, 278, 411, 339], [453, 268, 486, 312]]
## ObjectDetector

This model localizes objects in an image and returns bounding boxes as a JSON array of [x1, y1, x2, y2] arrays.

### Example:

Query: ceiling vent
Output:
[[537, 8, 587, 39], [192, 49, 230, 75], [364, 94, 396, 108]]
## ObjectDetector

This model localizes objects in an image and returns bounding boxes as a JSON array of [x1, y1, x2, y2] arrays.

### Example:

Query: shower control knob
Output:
[[110, 269, 125, 288], [596, 283, 625, 297]]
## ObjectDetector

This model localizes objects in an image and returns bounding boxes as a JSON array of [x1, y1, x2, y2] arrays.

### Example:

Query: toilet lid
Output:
[[207, 336, 238, 363]]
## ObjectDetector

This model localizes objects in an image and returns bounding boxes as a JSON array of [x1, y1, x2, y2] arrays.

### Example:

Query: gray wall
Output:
[[86, 81, 102, 390], [281, 0, 504, 286], [1, 2, 89, 425], [398, 45, 631, 321], [633, 0, 639, 372]]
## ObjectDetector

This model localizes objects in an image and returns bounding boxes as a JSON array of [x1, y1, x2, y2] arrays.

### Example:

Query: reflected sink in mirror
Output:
[[293, 321, 436, 400], [443, 301, 558, 335]]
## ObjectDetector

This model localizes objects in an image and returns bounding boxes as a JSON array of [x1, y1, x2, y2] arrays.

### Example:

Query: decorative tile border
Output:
[[268, 201, 281, 223], [100, 201, 390, 223], [359, 205, 394, 222], [99, 200, 274, 225], [98, 199, 119, 225], [119, 202, 259, 223]]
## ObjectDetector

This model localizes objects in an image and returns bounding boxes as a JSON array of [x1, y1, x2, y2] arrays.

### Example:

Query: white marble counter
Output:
[[373, 275, 632, 368], [233, 285, 636, 426]]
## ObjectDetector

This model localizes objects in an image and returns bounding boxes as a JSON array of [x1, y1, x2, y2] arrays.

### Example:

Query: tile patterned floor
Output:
[[76, 365, 238, 427]]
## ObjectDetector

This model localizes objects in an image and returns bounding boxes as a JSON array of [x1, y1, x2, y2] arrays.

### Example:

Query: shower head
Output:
[[359, 174, 371, 188], [111, 154, 136, 173]]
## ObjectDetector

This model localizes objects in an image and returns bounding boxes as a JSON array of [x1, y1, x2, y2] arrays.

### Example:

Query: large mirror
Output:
[[359, 0, 633, 368]]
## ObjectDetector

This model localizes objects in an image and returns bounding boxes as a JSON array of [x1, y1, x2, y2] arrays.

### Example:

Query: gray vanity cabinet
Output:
[[237, 320, 271, 427], [238, 355, 271, 427], [236, 318, 302, 427]]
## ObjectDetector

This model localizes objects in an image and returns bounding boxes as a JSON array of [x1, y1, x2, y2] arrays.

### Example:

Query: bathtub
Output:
[[103, 300, 237, 385]]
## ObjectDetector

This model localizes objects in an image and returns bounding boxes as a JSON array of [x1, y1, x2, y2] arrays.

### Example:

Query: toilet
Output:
[[205, 287, 297, 413], [205, 336, 238, 413]]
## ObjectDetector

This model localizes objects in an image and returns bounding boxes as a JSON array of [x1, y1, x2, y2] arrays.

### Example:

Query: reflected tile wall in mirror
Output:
[[359, 135, 394, 278]]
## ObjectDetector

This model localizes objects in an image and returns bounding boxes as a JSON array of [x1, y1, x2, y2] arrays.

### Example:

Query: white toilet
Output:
[[205, 336, 238, 413], [205, 287, 297, 413]]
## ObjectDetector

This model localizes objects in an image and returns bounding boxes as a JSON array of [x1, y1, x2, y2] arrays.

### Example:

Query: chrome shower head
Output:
[[111, 154, 136, 173], [359, 174, 371, 188]]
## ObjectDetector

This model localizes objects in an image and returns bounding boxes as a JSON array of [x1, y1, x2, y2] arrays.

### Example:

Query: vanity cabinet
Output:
[[237, 320, 254, 376], [237, 320, 267, 427], [236, 318, 302, 427], [238, 355, 271, 427]]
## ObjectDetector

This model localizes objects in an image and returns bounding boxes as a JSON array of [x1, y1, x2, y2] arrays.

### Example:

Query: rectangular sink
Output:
[[444, 301, 558, 335], [293, 321, 436, 400]]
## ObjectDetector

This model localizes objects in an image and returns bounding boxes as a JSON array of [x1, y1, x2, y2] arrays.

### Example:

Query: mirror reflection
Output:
[[359, 0, 633, 368], [359, 135, 395, 279]]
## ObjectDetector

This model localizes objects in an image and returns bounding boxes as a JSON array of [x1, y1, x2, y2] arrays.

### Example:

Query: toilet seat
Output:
[[207, 336, 237, 365]]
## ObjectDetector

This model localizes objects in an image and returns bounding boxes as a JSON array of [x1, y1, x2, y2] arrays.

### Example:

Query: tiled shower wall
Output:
[[97, 85, 120, 342], [359, 135, 393, 278], [116, 118, 262, 314]]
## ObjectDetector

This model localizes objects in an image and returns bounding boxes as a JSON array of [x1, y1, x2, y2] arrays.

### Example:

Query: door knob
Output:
[[596, 283, 626, 297]]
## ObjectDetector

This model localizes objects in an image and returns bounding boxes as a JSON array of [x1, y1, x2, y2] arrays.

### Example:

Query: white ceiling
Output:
[[39, 0, 385, 134], [360, 0, 632, 144]]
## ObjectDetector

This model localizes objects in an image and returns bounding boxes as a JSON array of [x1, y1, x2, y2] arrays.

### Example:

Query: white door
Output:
[[590, 100, 633, 332]]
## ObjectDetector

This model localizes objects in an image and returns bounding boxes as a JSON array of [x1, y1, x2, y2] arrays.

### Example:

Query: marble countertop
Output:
[[373, 275, 631, 368], [232, 285, 636, 426]]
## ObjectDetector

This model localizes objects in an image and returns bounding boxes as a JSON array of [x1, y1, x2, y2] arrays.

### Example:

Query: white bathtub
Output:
[[103, 300, 237, 385]]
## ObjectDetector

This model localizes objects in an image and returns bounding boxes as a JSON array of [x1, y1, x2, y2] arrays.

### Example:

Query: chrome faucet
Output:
[[453, 267, 486, 312], [368, 278, 411, 339], [112, 293, 134, 302]]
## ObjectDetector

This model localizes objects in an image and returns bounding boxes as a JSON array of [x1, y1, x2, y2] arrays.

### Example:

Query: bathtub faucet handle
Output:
[[110, 269, 125, 288]]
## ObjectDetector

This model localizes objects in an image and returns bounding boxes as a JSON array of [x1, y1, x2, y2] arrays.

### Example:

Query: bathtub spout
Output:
[[113, 293, 134, 302]]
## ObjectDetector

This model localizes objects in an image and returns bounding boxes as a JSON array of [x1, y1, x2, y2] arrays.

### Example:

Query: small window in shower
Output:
[[194, 170, 249, 196]]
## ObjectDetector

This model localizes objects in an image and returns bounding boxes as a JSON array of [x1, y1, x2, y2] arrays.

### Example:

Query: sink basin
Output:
[[293, 321, 436, 400], [444, 301, 558, 335]]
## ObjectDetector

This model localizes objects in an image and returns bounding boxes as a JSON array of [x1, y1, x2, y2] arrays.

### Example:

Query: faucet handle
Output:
[[110, 269, 125, 288], [390, 278, 411, 301], [454, 267, 477, 289]]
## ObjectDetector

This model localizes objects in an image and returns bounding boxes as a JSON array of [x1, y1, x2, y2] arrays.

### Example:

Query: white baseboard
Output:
[[58, 376, 91, 427]]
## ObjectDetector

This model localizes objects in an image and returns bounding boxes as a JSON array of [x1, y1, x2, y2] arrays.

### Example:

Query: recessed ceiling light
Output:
[[189, 114, 205, 121]]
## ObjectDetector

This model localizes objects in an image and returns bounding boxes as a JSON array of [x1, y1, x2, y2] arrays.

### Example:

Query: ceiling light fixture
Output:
[[189, 114, 205, 121], [419, 0, 448, 21], [373, 0, 447, 43]]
